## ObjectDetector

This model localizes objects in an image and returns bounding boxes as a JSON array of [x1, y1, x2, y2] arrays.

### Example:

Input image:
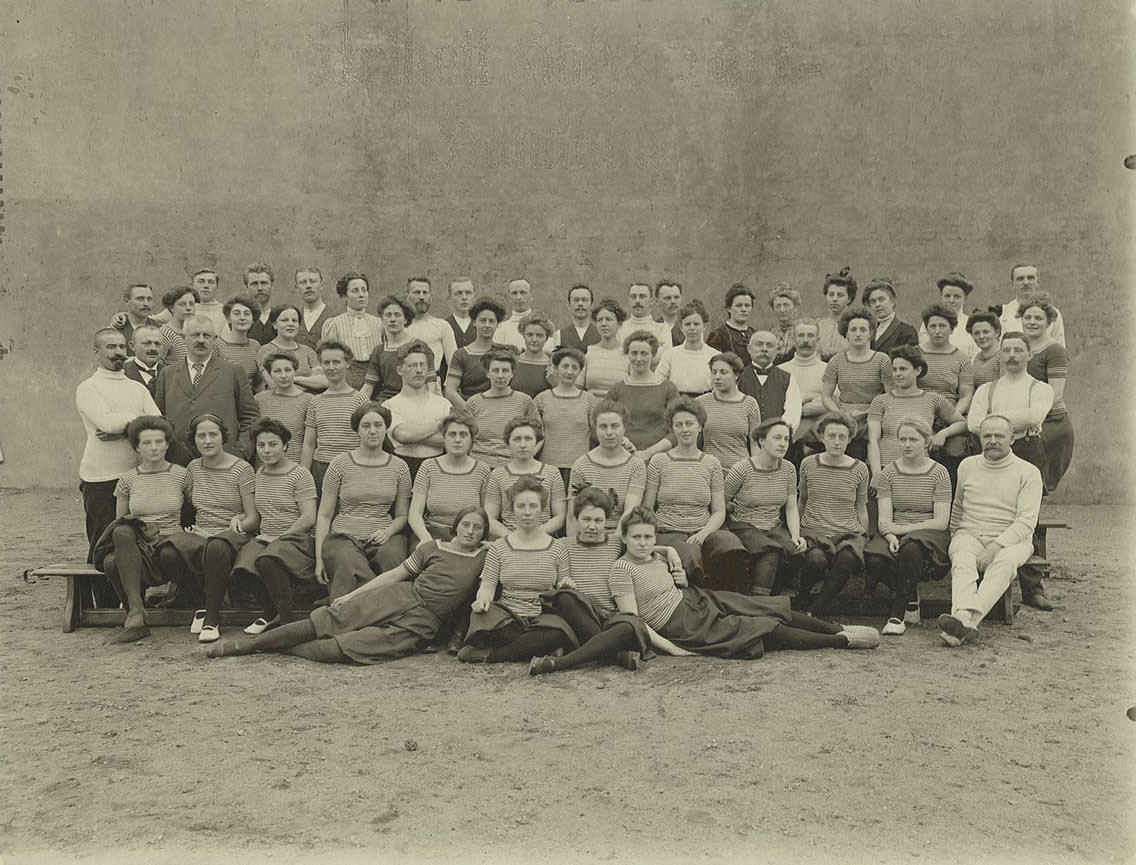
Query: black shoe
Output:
[[1022, 590, 1054, 611]]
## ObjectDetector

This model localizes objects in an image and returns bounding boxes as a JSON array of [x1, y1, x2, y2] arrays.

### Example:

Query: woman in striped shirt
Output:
[[444, 297, 506, 410], [362, 296, 433, 401], [319, 272, 383, 390], [94, 416, 192, 642], [584, 300, 629, 397], [164, 413, 259, 643], [465, 348, 539, 468], [820, 305, 894, 461], [867, 345, 964, 482], [255, 352, 314, 462], [1021, 295, 1075, 492], [257, 304, 326, 392], [485, 416, 566, 538], [512, 311, 554, 398], [316, 401, 412, 602], [697, 352, 762, 470], [864, 417, 952, 636], [300, 340, 366, 494], [157, 285, 199, 365], [919, 302, 975, 467], [723, 418, 806, 596], [797, 412, 871, 616], [409, 412, 492, 544], [566, 399, 647, 537], [206, 506, 490, 664], [230, 419, 318, 635], [213, 295, 262, 392], [606, 331, 679, 459], [610, 507, 878, 657], [656, 300, 718, 396], [534, 347, 598, 487], [966, 311, 1002, 389], [531, 487, 686, 675], [643, 396, 742, 584], [459, 476, 577, 663]]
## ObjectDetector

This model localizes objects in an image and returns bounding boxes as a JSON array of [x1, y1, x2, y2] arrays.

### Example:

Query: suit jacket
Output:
[[154, 356, 260, 464], [871, 318, 919, 355], [123, 358, 160, 396]]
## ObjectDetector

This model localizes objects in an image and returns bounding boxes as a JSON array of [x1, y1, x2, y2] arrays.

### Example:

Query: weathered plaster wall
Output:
[[0, 1, 1130, 500]]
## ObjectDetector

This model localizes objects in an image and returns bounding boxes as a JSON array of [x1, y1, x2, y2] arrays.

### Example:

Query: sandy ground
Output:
[[1, 488, 1133, 865]]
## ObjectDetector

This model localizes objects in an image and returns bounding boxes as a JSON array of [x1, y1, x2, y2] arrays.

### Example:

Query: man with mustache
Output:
[[123, 325, 164, 396], [75, 328, 161, 576], [295, 266, 334, 352], [939, 414, 1044, 646], [153, 315, 260, 464], [242, 262, 277, 345]]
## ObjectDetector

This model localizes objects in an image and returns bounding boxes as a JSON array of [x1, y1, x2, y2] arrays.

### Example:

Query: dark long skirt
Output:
[[1040, 413, 1074, 493], [801, 531, 867, 568], [864, 528, 951, 584], [465, 603, 579, 649], [658, 586, 793, 659], [232, 532, 317, 581], [163, 529, 251, 577], [541, 588, 651, 657]]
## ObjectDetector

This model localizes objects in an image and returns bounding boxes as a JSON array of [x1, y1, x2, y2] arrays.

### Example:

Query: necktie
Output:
[[191, 363, 204, 389]]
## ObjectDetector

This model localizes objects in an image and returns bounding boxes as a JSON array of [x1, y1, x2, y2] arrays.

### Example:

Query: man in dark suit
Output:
[[123, 325, 163, 395], [154, 315, 259, 464], [243, 262, 277, 345]]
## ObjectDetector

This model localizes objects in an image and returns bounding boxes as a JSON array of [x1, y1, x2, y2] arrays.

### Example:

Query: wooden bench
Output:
[[23, 564, 320, 632]]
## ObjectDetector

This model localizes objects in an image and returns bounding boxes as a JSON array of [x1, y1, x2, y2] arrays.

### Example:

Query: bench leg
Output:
[[63, 575, 82, 633], [1001, 580, 1015, 626]]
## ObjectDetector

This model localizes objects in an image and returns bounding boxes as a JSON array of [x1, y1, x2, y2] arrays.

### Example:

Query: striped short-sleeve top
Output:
[[971, 352, 1001, 390], [187, 458, 256, 536], [877, 461, 952, 526], [255, 464, 317, 539], [798, 454, 869, 538], [257, 341, 321, 378], [486, 463, 566, 529], [822, 351, 894, 410], [697, 392, 761, 470], [114, 464, 191, 537], [479, 536, 569, 618], [647, 452, 724, 534], [404, 540, 488, 619], [324, 451, 412, 540], [584, 345, 629, 397], [723, 458, 797, 531], [412, 458, 493, 533], [565, 536, 624, 618], [255, 390, 313, 462], [159, 325, 187, 365], [568, 452, 647, 529], [919, 346, 973, 403], [1026, 343, 1068, 419], [868, 390, 956, 465], [534, 389, 598, 468], [213, 337, 262, 390], [304, 389, 366, 463], [607, 556, 682, 630], [466, 390, 538, 467]]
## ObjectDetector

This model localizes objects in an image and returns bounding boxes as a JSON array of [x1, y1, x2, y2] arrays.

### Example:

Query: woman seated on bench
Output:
[[95, 415, 192, 643], [608, 506, 879, 657], [206, 507, 490, 663]]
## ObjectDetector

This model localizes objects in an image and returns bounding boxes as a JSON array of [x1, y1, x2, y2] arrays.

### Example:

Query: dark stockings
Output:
[[253, 556, 295, 623], [806, 548, 860, 616], [486, 628, 570, 663], [765, 611, 848, 650], [106, 525, 145, 617], [203, 539, 236, 626], [890, 542, 924, 619], [549, 622, 637, 671], [749, 551, 780, 595]]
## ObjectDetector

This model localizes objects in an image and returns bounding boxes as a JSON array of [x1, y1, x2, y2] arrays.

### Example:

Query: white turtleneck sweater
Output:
[[75, 367, 160, 482], [949, 452, 1042, 548]]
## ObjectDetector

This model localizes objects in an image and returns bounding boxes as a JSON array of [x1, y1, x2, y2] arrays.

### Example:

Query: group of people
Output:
[[73, 262, 1069, 667]]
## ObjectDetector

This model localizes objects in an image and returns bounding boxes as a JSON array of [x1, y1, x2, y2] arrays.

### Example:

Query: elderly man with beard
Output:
[[938, 415, 1043, 646], [75, 328, 161, 573], [154, 315, 260, 464]]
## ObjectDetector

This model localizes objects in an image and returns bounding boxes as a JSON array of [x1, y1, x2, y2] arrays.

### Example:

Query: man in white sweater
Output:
[[938, 415, 1044, 646], [75, 328, 161, 571]]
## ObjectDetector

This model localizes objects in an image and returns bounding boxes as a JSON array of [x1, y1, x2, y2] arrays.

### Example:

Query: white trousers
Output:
[[949, 531, 1033, 628]]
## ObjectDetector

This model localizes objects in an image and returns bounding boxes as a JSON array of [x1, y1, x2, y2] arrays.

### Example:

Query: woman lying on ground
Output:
[[229, 419, 318, 635], [316, 401, 412, 602], [408, 412, 492, 545], [863, 417, 952, 635], [722, 418, 806, 597], [607, 506, 879, 657], [484, 416, 566, 539], [95, 415, 193, 642], [796, 412, 870, 617], [457, 476, 579, 664], [163, 413, 259, 643], [530, 487, 689, 675], [206, 507, 491, 663]]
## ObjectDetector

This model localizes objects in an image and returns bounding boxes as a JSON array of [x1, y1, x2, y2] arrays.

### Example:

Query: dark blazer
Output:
[[445, 314, 477, 349], [154, 355, 260, 464], [871, 318, 919, 355], [298, 305, 336, 352], [248, 315, 276, 348], [123, 358, 160, 396]]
